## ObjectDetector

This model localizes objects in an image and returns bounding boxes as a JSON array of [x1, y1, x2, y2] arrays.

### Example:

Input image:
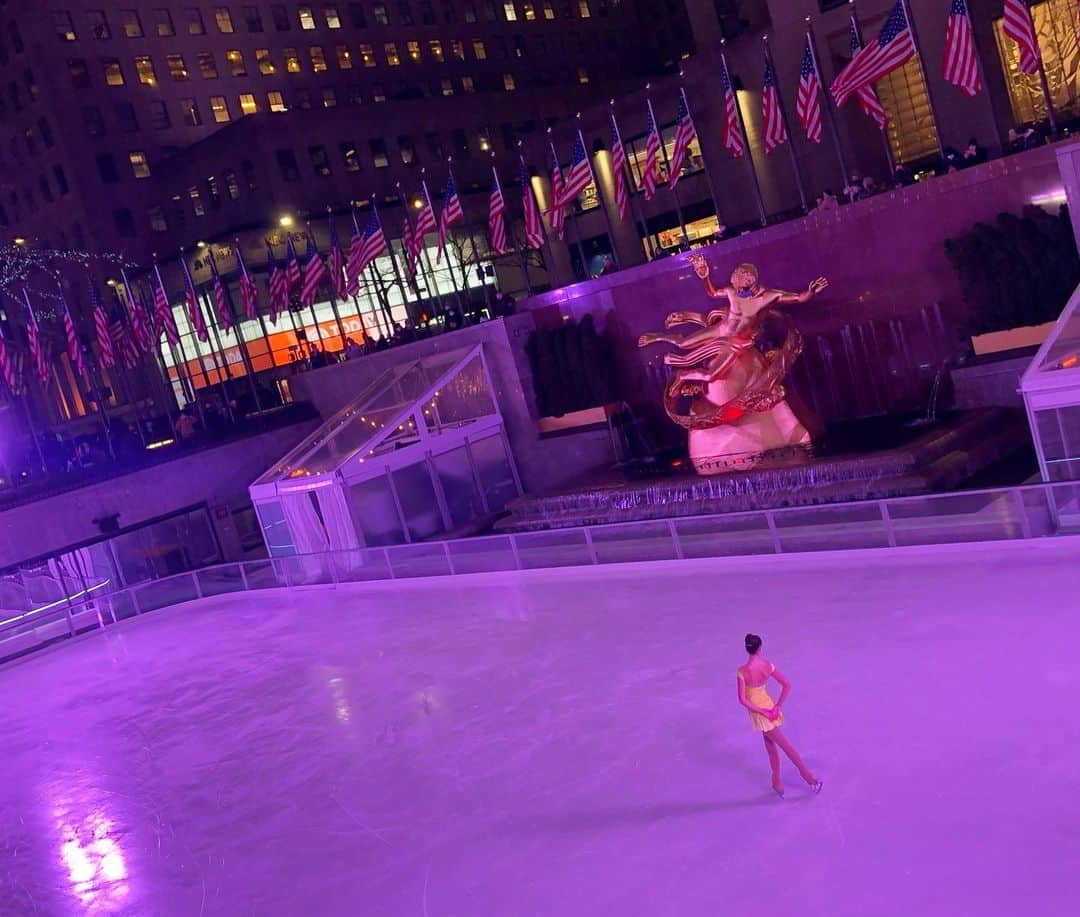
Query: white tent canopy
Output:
[[250, 344, 521, 557]]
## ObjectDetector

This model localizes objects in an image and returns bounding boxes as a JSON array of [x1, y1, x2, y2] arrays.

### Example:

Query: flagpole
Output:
[[519, 146, 556, 279], [764, 35, 809, 213], [370, 199, 409, 323], [176, 252, 218, 395], [721, 43, 768, 227], [892, 0, 946, 158], [153, 258, 207, 418], [676, 83, 725, 239], [577, 118, 622, 270], [807, 19, 851, 193], [352, 203, 394, 333], [849, 3, 898, 175], [1019, 1, 1058, 136], [492, 159, 534, 296], [211, 248, 263, 412], [421, 175, 462, 314], [444, 162, 477, 308], [123, 268, 181, 430], [198, 287, 238, 421], [235, 239, 276, 371], [647, 94, 690, 247], [609, 106, 654, 259], [323, 212, 350, 348], [548, 132, 590, 280]]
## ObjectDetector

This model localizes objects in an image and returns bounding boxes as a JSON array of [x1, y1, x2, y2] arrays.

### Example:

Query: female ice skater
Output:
[[736, 633, 822, 798]]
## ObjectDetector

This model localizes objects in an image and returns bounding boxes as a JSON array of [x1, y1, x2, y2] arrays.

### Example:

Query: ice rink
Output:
[[1, 538, 1078, 917]]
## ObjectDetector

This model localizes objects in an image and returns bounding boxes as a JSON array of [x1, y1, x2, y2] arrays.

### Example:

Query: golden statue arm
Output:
[[774, 277, 829, 305]]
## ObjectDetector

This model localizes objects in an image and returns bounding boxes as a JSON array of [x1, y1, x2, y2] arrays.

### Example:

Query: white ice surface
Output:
[[1, 539, 1078, 917]]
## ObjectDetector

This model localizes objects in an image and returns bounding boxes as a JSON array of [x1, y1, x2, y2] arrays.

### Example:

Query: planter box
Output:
[[971, 321, 1056, 356]]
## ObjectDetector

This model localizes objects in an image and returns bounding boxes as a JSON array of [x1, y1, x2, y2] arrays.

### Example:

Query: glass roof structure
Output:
[[250, 345, 521, 558]]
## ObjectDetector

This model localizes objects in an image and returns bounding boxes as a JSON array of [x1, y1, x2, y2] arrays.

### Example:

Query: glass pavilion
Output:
[[249, 345, 521, 558]]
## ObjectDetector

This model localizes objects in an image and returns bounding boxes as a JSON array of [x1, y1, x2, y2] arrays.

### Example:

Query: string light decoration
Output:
[[0, 244, 131, 317]]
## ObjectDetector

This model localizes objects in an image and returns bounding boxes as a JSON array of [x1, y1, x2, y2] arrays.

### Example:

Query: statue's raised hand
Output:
[[687, 252, 710, 279], [808, 277, 828, 296]]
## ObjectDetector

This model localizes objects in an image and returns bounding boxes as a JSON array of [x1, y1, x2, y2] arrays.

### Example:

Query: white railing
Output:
[[3, 479, 1078, 666]]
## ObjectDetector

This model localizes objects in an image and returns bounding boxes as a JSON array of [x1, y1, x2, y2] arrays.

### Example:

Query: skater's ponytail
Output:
[[745, 634, 762, 655]]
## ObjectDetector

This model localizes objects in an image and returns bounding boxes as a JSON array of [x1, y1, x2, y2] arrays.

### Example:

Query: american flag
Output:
[[414, 185, 437, 255], [180, 256, 209, 342], [554, 133, 592, 208], [762, 53, 788, 155], [796, 35, 823, 144], [1002, 0, 1040, 74], [328, 216, 348, 300], [109, 311, 140, 369], [520, 157, 544, 248], [120, 272, 152, 353], [300, 228, 326, 309], [669, 90, 698, 188], [153, 266, 181, 346], [349, 210, 388, 286], [62, 298, 86, 378], [609, 113, 629, 222], [0, 329, 16, 391], [547, 148, 567, 239], [488, 168, 509, 254], [208, 250, 232, 333], [285, 236, 303, 291], [642, 103, 662, 200], [266, 241, 287, 325], [832, 5, 914, 112], [720, 55, 745, 158], [23, 290, 48, 383], [235, 243, 259, 321], [91, 283, 114, 368], [942, 0, 981, 97], [437, 172, 464, 262], [402, 217, 417, 279]]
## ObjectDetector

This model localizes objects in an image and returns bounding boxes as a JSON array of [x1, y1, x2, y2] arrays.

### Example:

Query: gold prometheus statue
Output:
[[637, 254, 828, 475]]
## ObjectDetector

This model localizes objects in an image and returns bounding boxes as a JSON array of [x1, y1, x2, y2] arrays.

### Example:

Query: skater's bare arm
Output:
[[770, 666, 792, 709], [736, 674, 774, 717]]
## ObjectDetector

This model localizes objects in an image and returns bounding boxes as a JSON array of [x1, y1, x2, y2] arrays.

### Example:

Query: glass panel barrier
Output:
[[241, 559, 287, 590], [331, 548, 392, 582], [386, 543, 452, 578], [280, 554, 335, 586], [886, 491, 1020, 546], [197, 565, 247, 597], [447, 536, 518, 574], [590, 522, 678, 564], [514, 529, 592, 569], [132, 574, 199, 613], [775, 504, 889, 553], [673, 513, 775, 558]]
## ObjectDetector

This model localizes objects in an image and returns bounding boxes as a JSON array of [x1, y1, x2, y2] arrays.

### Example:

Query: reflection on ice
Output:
[[56, 807, 129, 911]]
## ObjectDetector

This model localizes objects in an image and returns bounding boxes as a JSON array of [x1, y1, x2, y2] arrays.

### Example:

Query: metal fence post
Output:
[[765, 512, 783, 554], [879, 501, 897, 548], [383, 547, 397, 579], [583, 528, 599, 565], [509, 534, 523, 570], [239, 562, 250, 590], [1011, 489, 1032, 539], [192, 572, 203, 599], [668, 519, 684, 560], [442, 540, 456, 575]]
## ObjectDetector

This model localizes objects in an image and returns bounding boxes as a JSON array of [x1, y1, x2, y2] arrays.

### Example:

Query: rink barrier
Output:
[[2, 479, 1078, 664]]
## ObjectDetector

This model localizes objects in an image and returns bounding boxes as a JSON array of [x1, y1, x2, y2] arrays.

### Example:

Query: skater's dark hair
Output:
[[745, 634, 762, 655]]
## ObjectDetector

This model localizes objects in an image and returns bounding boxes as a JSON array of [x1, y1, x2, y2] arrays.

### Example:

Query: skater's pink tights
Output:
[[763, 729, 817, 790]]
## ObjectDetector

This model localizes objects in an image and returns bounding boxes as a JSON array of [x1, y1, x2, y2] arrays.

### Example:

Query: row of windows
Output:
[[51, 1, 600, 43], [0, 165, 72, 227], [76, 65, 588, 138], [66, 30, 601, 89]]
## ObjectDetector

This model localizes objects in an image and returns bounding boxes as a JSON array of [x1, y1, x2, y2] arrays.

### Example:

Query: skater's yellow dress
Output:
[[737, 665, 783, 732]]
